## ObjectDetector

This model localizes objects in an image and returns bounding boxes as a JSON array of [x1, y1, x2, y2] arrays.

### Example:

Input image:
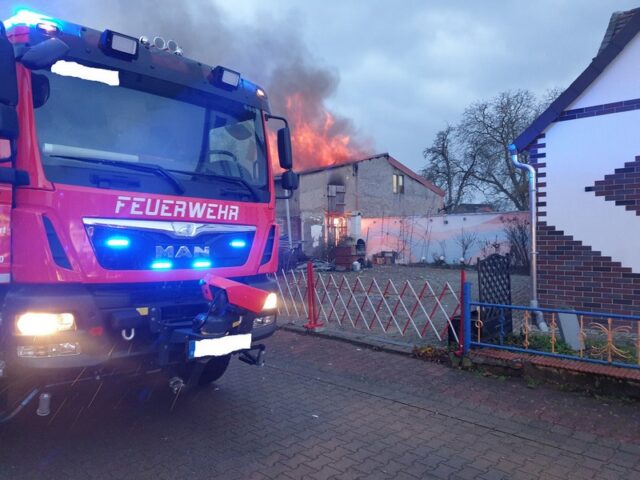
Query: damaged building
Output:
[[276, 153, 444, 257]]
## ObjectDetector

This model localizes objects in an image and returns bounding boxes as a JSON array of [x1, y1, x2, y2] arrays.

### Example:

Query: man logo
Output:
[[155, 245, 210, 259]]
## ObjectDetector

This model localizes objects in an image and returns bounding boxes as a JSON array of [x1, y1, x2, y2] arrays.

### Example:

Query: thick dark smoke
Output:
[[4, 0, 372, 168]]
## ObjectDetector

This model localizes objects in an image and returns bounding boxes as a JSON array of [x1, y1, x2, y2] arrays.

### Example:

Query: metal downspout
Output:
[[508, 144, 548, 331]]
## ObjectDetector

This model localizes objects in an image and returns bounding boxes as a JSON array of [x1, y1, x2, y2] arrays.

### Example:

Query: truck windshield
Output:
[[33, 67, 269, 202]]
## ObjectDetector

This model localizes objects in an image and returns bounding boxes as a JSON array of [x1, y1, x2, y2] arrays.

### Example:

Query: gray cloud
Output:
[[2, 0, 638, 171], [269, 0, 638, 169], [1, 0, 370, 170]]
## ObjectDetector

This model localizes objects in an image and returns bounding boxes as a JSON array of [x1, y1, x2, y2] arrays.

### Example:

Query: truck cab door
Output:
[[0, 23, 20, 284]]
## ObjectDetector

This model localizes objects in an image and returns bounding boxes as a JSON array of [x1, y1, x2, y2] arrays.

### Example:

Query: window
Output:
[[34, 68, 269, 202], [327, 214, 347, 246], [392, 173, 404, 194]]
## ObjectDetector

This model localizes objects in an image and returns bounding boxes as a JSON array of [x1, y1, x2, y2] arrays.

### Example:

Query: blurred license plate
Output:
[[189, 334, 252, 359]]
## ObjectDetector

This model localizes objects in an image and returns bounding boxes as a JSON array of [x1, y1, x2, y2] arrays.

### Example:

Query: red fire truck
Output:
[[0, 10, 298, 421]]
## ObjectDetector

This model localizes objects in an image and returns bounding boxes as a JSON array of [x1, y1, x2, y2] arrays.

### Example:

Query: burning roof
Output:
[[291, 153, 445, 197], [268, 90, 373, 174]]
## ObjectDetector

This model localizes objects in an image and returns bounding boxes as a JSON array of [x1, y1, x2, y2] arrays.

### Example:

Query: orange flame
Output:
[[269, 92, 371, 173]]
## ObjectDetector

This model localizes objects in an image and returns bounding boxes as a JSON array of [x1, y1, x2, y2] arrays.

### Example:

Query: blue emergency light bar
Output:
[[105, 236, 130, 249], [3, 9, 81, 36], [3, 9, 58, 28], [192, 259, 212, 269], [150, 260, 173, 270]]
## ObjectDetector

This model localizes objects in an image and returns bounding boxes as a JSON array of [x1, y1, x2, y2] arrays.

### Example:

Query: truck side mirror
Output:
[[281, 170, 299, 191], [20, 38, 70, 71], [31, 73, 51, 108], [0, 25, 18, 107], [277, 127, 293, 170]]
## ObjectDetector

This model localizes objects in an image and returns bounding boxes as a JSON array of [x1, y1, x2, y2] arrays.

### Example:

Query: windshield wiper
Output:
[[167, 169, 260, 202], [49, 155, 185, 195]]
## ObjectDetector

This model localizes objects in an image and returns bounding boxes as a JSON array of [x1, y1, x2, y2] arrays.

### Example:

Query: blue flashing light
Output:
[[3, 9, 81, 36], [105, 236, 130, 249], [192, 259, 212, 269], [151, 260, 173, 270], [3, 9, 61, 29], [229, 239, 247, 249]]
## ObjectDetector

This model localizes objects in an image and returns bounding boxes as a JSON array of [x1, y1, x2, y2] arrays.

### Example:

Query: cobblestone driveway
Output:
[[1, 329, 638, 479]]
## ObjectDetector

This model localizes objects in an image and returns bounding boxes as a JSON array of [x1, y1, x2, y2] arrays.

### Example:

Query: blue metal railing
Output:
[[462, 282, 640, 370]]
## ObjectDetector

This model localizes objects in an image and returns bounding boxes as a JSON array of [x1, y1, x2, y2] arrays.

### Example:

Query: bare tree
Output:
[[457, 90, 543, 210], [432, 240, 448, 265], [422, 125, 477, 212], [538, 87, 564, 114], [455, 228, 479, 264], [424, 89, 561, 211], [502, 215, 530, 269], [479, 237, 502, 259]]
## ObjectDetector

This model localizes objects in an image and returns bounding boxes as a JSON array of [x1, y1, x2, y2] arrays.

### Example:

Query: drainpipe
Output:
[[508, 144, 548, 332]]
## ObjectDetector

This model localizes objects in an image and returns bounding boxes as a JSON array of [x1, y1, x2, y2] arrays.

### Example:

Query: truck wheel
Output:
[[197, 355, 231, 386]]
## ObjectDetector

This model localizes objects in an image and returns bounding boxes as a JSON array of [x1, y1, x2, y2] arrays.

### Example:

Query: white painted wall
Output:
[[571, 32, 640, 109], [362, 212, 528, 264], [543, 109, 640, 271], [541, 27, 640, 273]]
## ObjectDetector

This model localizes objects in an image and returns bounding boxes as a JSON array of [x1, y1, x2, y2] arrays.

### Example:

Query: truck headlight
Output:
[[16, 312, 75, 336], [262, 293, 278, 311]]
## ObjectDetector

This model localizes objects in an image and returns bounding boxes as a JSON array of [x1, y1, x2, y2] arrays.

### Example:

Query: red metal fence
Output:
[[274, 264, 462, 346]]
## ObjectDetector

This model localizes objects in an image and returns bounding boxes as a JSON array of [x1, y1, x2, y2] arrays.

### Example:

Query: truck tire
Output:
[[196, 355, 231, 386]]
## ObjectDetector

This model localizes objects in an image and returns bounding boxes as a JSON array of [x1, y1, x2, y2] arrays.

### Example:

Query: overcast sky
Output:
[[2, 1, 639, 172]]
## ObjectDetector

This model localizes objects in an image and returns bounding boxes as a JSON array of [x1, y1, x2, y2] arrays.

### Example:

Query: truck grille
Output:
[[86, 224, 254, 270]]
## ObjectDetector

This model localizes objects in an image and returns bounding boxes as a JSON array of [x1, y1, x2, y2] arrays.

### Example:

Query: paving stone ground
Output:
[[1, 329, 639, 479]]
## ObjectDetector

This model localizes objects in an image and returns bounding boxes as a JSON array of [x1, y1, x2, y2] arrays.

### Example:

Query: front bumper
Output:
[[1, 277, 278, 372], [252, 316, 277, 341]]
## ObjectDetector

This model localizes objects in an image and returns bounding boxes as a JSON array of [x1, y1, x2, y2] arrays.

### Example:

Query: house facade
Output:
[[514, 8, 640, 315], [276, 153, 444, 255]]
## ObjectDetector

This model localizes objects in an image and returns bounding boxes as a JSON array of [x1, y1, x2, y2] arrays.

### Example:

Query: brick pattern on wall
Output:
[[586, 156, 640, 215], [527, 134, 548, 219], [525, 134, 640, 316], [556, 98, 640, 122], [537, 221, 640, 315]]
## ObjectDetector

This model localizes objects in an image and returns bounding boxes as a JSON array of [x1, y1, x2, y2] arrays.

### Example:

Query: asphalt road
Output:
[[1, 330, 639, 479]]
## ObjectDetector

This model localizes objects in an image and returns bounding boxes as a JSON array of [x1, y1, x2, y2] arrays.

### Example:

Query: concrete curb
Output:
[[470, 349, 640, 399]]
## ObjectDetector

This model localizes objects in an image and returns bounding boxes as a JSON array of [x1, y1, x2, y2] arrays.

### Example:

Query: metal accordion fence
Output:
[[273, 266, 462, 345], [462, 282, 640, 370]]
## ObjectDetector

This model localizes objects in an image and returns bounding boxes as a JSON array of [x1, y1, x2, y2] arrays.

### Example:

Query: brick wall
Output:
[[528, 133, 640, 315], [537, 222, 640, 315], [587, 156, 640, 215]]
